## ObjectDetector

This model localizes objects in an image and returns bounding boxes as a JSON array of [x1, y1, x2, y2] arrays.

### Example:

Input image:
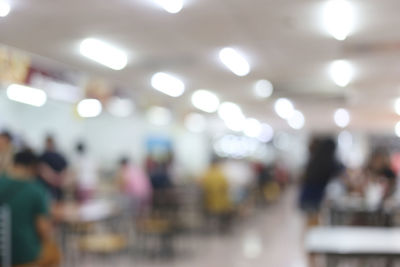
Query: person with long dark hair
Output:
[[299, 137, 343, 226]]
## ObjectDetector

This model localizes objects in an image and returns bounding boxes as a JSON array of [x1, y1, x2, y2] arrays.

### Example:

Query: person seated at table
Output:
[[116, 157, 152, 218], [0, 150, 57, 267], [364, 148, 396, 198], [299, 137, 344, 226]]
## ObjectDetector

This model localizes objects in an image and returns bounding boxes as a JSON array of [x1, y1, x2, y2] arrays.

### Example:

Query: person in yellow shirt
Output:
[[201, 158, 232, 232]]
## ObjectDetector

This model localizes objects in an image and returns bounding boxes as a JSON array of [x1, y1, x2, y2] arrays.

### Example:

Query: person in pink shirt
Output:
[[117, 157, 152, 217]]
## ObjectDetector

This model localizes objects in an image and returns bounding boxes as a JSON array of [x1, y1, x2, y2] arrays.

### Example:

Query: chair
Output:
[[0, 205, 11, 267], [136, 217, 174, 257]]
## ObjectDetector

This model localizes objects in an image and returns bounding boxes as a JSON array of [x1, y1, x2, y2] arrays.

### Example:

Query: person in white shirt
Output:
[[73, 142, 98, 202]]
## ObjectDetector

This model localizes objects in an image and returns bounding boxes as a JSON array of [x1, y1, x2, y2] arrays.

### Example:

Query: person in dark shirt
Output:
[[299, 137, 343, 225], [37, 135, 68, 202], [0, 150, 52, 266]]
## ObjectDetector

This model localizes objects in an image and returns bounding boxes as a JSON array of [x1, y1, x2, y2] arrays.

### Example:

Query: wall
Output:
[[0, 90, 211, 178]]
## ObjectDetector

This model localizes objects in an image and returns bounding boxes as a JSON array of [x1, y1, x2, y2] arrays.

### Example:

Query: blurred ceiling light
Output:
[[334, 108, 350, 128], [219, 47, 250, 77], [214, 135, 259, 159], [218, 102, 243, 121], [151, 72, 185, 97], [274, 98, 294, 119], [224, 118, 246, 132], [287, 110, 305, 130], [253, 79, 273, 99], [184, 113, 206, 133], [323, 0, 355, 41], [243, 118, 262, 138], [79, 38, 128, 70], [77, 98, 102, 118], [147, 106, 172, 126], [218, 102, 246, 132], [7, 84, 47, 107], [329, 59, 354, 87], [394, 98, 400, 115], [191, 90, 220, 113], [395, 122, 400, 138], [154, 0, 183, 14], [0, 0, 10, 17], [258, 123, 274, 143], [106, 97, 134, 117]]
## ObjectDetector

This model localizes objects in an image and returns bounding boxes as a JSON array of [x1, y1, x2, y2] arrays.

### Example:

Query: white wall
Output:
[[0, 90, 211, 178]]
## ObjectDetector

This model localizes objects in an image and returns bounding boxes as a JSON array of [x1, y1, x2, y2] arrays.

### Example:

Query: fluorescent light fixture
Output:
[[323, 0, 355, 41], [7, 84, 47, 107], [287, 110, 305, 130], [219, 47, 250, 77], [77, 99, 102, 118], [395, 122, 400, 138], [258, 123, 274, 143], [79, 38, 128, 70], [107, 97, 134, 117], [243, 118, 262, 138], [218, 102, 243, 121], [274, 98, 294, 119], [191, 90, 219, 113], [224, 118, 246, 132], [151, 72, 185, 97], [154, 0, 183, 14], [147, 106, 172, 126], [0, 0, 10, 17], [253, 79, 273, 99], [329, 60, 354, 87], [184, 113, 206, 133], [218, 102, 246, 132], [334, 108, 350, 128], [394, 98, 400, 115]]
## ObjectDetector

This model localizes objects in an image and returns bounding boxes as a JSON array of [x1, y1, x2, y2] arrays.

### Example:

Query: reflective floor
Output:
[[77, 187, 306, 267]]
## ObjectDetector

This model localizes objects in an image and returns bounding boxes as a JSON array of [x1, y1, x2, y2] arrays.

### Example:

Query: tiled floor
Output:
[[77, 187, 307, 267]]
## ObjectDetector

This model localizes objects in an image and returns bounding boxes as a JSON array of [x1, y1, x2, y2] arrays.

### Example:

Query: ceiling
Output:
[[1, 0, 400, 132]]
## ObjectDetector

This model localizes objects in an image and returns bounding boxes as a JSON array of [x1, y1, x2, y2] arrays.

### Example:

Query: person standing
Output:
[[299, 137, 343, 226], [72, 142, 98, 202], [0, 150, 56, 266], [116, 157, 152, 217], [200, 158, 233, 231], [37, 135, 69, 203]]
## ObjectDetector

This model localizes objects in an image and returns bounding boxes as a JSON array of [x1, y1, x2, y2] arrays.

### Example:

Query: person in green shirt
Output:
[[0, 150, 51, 266]]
